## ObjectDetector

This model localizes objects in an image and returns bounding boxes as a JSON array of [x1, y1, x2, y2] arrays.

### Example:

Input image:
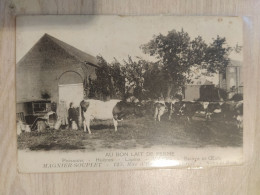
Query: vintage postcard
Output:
[[16, 15, 243, 172]]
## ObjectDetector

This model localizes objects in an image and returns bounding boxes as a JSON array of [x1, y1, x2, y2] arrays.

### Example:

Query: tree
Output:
[[141, 29, 240, 100], [143, 61, 168, 99], [121, 56, 148, 100], [89, 56, 125, 100], [93, 56, 112, 100], [204, 36, 233, 74], [110, 59, 126, 98]]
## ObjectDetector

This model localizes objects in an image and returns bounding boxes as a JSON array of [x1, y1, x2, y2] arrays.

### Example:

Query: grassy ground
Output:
[[17, 115, 243, 151]]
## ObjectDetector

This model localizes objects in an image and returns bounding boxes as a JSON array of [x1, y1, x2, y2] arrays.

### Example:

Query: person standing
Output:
[[68, 102, 79, 129]]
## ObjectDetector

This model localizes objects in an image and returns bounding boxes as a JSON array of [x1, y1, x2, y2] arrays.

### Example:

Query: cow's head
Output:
[[80, 100, 90, 112], [201, 102, 209, 110]]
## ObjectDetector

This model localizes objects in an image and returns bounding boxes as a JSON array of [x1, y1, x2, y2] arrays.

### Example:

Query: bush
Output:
[[231, 93, 243, 101], [198, 86, 227, 102]]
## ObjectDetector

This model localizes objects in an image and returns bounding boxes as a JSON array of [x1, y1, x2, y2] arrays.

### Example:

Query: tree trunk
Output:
[[165, 83, 173, 102], [110, 77, 115, 99], [217, 88, 223, 101], [165, 74, 173, 101]]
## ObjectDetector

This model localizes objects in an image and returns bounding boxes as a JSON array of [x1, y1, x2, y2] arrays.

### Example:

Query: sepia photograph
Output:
[[16, 15, 243, 172]]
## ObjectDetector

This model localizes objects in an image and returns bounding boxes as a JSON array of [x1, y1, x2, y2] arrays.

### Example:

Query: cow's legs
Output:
[[168, 109, 173, 120], [158, 107, 165, 122], [113, 118, 118, 132], [236, 115, 243, 129], [154, 107, 159, 121], [169, 103, 173, 120], [205, 112, 209, 120], [83, 120, 86, 132], [187, 116, 192, 124], [205, 112, 212, 121], [83, 119, 91, 134]]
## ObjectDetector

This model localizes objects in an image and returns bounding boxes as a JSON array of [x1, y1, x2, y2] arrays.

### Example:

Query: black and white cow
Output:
[[220, 101, 238, 120], [233, 101, 243, 129], [165, 99, 180, 120], [204, 102, 222, 120], [80, 99, 142, 134], [153, 101, 167, 121], [153, 99, 181, 121], [219, 101, 243, 128], [179, 101, 205, 123], [234, 101, 243, 129]]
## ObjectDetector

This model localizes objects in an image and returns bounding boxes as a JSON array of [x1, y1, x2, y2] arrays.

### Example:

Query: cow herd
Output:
[[79, 98, 243, 134], [17, 98, 243, 135], [153, 99, 243, 129]]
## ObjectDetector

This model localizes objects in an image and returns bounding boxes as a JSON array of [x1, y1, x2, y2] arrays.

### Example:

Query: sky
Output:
[[16, 16, 243, 85], [16, 15, 243, 63]]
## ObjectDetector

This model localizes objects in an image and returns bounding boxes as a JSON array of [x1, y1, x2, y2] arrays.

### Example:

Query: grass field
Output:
[[17, 115, 243, 151]]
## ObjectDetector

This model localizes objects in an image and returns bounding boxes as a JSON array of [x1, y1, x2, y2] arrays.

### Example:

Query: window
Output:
[[33, 103, 47, 112], [32, 102, 51, 114]]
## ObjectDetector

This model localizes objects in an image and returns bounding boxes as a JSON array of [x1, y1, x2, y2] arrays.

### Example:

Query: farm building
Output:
[[219, 60, 243, 95], [183, 80, 215, 101], [183, 60, 243, 101], [16, 33, 99, 120]]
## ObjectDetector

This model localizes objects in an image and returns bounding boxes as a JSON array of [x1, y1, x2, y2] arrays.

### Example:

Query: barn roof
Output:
[[17, 33, 99, 68]]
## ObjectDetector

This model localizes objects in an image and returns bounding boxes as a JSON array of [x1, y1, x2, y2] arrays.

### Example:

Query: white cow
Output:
[[80, 99, 142, 134], [80, 100, 120, 134], [154, 100, 166, 122]]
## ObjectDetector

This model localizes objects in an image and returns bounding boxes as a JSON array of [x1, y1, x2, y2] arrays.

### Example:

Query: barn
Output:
[[183, 80, 215, 101], [16, 33, 99, 122], [219, 60, 243, 98]]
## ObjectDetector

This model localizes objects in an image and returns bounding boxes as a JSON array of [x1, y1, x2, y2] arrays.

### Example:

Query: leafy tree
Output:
[[204, 36, 232, 74], [94, 56, 111, 100], [143, 61, 168, 99], [110, 59, 125, 98], [121, 56, 148, 100], [141, 29, 240, 100], [88, 56, 125, 100], [87, 30, 241, 101]]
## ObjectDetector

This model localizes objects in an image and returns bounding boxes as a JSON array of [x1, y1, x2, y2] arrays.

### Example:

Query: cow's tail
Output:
[[80, 100, 85, 123]]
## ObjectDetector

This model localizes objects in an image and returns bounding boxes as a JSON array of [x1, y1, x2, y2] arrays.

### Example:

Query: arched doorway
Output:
[[58, 71, 84, 108]]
